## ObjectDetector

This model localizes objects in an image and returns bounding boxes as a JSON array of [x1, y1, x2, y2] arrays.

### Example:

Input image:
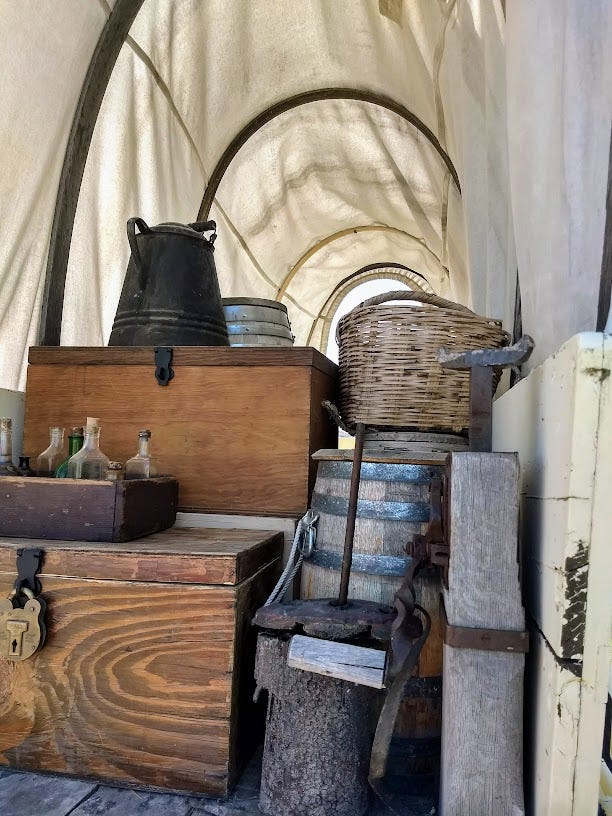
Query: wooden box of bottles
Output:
[[0, 476, 178, 541], [23, 347, 339, 516], [0, 526, 282, 795]]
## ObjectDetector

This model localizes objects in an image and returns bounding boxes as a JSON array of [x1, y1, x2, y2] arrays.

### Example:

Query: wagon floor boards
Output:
[[0, 759, 435, 816]]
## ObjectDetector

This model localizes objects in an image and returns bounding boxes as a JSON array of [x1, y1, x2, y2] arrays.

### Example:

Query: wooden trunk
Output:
[[23, 347, 338, 516], [0, 527, 282, 795]]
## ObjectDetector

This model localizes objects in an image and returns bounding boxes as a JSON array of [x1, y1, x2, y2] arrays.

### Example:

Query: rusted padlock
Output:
[[0, 588, 46, 661]]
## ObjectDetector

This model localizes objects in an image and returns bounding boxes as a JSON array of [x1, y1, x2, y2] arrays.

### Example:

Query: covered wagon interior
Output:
[[0, 2, 610, 815]]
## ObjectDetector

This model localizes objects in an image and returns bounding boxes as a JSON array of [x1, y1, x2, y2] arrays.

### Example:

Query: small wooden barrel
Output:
[[301, 458, 441, 603], [222, 297, 294, 347], [300, 451, 445, 793]]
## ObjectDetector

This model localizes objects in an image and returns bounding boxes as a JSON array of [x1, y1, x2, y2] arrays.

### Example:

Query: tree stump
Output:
[[255, 632, 380, 816]]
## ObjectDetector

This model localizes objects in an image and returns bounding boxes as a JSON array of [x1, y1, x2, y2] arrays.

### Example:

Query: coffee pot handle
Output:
[[127, 217, 151, 289], [189, 220, 217, 245]]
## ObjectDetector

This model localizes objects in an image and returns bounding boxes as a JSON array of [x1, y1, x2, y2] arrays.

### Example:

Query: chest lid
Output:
[[0, 527, 282, 587]]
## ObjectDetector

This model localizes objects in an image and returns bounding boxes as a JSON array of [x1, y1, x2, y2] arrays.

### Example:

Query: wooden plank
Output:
[[287, 635, 385, 688], [311, 447, 448, 465], [525, 626, 580, 816], [573, 333, 612, 814], [0, 528, 282, 586], [0, 477, 116, 541], [69, 786, 196, 816], [493, 333, 603, 659], [23, 361, 336, 516], [28, 345, 339, 377], [0, 771, 96, 816], [0, 477, 178, 543], [440, 452, 525, 816]]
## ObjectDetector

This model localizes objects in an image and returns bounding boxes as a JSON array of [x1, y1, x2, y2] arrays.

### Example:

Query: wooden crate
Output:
[[0, 476, 178, 541], [23, 346, 339, 516], [0, 527, 282, 795]]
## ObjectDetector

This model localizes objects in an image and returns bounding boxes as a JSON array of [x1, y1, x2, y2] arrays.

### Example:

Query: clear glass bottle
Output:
[[35, 427, 66, 476], [125, 430, 158, 479], [0, 417, 18, 476], [55, 426, 84, 478], [66, 425, 110, 480]]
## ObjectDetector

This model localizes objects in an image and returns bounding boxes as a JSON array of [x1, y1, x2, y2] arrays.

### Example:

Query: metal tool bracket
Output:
[[154, 346, 175, 386], [406, 472, 451, 587], [12, 548, 44, 602], [440, 597, 529, 653]]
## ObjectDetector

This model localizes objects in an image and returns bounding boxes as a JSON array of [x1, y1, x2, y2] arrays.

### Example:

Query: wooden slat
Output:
[[440, 452, 525, 816], [525, 625, 581, 816], [0, 772, 97, 816], [493, 333, 604, 659], [0, 528, 283, 586], [69, 786, 196, 816], [27, 345, 339, 377], [287, 635, 386, 688]]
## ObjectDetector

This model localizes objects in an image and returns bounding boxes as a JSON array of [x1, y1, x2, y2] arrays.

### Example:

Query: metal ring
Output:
[[9, 586, 34, 601]]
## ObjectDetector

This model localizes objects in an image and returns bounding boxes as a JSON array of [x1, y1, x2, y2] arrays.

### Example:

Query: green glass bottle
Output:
[[55, 426, 84, 478]]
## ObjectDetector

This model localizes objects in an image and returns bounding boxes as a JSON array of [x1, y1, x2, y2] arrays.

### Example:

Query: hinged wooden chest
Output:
[[23, 346, 339, 516], [0, 527, 282, 795]]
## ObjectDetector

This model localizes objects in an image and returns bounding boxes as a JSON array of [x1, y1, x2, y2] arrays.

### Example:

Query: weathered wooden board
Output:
[[0, 476, 178, 542], [23, 347, 338, 516], [493, 332, 612, 816], [524, 625, 581, 816], [440, 453, 525, 816], [0, 527, 282, 586], [0, 772, 97, 816], [0, 529, 282, 795], [493, 333, 604, 659], [287, 635, 386, 688]]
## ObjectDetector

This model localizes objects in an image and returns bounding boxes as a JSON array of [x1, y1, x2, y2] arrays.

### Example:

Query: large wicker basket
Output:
[[336, 290, 510, 434]]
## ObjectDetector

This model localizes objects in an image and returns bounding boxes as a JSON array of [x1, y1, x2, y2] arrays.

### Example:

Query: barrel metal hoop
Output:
[[317, 461, 441, 483], [311, 492, 430, 522], [308, 547, 415, 577]]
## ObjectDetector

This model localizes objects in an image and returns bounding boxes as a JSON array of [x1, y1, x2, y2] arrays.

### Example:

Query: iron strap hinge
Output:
[[13, 548, 44, 599], [440, 598, 529, 654], [154, 346, 174, 386]]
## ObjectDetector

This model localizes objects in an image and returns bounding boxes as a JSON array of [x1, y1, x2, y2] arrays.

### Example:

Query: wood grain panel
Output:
[[28, 346, 338, 377], [0, 477, 177, 543], [0, 528, 283, 586], [24, 361, 337, 515], [0, 567, 275, 794]]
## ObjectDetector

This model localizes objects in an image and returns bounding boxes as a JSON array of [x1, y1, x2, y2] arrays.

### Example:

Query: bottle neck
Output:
[[138, 437, 150, 457], [50, 428, 64, 448], [82, 428, 101, 452], [0, 428, 11, 462], [68, 434, 84, 456]]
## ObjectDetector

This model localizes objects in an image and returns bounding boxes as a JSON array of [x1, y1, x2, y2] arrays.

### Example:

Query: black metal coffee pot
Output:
[[108, 217, 229, 346]]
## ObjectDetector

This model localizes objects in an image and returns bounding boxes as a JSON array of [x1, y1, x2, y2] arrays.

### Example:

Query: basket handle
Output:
[[356, 289, 478, 315], [336, 290, 506, 346]]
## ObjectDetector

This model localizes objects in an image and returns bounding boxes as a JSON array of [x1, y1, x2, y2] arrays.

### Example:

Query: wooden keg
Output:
[[300, 449, 448, 794], [222, 297, 294, 347]]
